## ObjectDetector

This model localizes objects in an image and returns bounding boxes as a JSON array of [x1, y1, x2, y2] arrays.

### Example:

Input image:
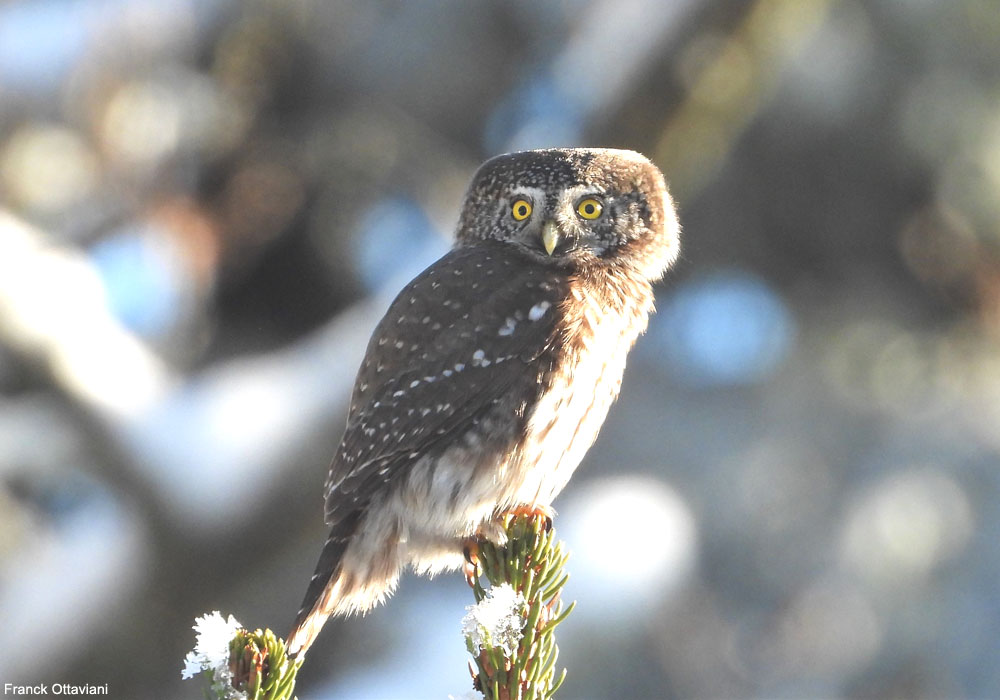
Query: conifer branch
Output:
[[181, 514, 574, 699], [182, 613, 302, 700], [462, 514, 575, 700]]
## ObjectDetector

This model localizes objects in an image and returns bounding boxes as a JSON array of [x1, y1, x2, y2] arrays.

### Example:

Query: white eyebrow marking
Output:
[[508, 185, 546, 201], [559, 183, 606, 205]]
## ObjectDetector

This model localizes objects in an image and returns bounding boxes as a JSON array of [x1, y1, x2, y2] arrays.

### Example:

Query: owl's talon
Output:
[[463, 540, 480, 586], [463, 540, 480, 565], [505, 504, 555, 531]]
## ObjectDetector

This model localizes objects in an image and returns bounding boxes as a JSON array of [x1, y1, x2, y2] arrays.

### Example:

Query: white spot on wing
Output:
[[472, 349, 491, 368], [529, 301, 551, 321], [498, 317, 517, 336]]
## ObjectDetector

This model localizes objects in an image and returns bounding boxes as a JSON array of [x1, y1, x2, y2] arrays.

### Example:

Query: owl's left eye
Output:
[[576, 197, 603, 220], [511, 199, 532, 221]]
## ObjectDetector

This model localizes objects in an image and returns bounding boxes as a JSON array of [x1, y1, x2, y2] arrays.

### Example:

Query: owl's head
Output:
[[457, 148, 680, 282]]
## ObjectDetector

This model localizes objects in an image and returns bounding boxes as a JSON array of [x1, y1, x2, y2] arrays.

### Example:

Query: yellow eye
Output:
[[577, 198, 603, 220], [511, 199, 532, 221]]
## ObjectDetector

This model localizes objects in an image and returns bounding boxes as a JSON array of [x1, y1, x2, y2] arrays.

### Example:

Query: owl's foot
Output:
[[463, 540, 479, 565], [462, 540, 480, 586], [476, 517, 510, 545], [504, 504, 555, 531]]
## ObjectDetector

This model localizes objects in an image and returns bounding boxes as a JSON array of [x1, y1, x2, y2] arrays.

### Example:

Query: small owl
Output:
[[286, 148, 680, 656]]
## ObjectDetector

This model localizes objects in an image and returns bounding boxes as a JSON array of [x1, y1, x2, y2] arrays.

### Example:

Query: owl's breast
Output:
[[506, 272, 655, 508]]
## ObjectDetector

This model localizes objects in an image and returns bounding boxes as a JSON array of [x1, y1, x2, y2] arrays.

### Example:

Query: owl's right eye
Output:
[[511, 199, 532, 221]]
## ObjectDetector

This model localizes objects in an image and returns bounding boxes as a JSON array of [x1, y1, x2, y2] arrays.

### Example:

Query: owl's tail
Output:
[[286, 512, 361, 658]]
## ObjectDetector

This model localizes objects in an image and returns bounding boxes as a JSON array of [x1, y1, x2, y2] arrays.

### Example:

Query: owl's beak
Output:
[[541, 220, 559, 256]]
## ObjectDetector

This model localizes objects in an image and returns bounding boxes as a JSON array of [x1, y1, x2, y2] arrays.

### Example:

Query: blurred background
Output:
[[1, 0, 998, 697]]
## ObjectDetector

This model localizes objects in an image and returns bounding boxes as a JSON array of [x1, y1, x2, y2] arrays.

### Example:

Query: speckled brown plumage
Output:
[[286, 148, 680, 657]]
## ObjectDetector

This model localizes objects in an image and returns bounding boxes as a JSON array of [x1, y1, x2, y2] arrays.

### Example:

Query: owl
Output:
[[286, 148, 680, 657]]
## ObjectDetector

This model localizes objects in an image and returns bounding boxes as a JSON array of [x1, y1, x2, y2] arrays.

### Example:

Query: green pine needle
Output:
[[228, 628, 303, 700], [463, 514, 575, 700]]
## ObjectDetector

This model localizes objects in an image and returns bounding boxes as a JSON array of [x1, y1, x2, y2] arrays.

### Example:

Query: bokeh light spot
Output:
[[101, 80, 182, 167], [655, 269, 795, 386], [562, 475, 696, 615], [89, 226, 186, 339], [353, 197, 447, 292], [0, 124, 98, 212], [841, 468, 973, 584]]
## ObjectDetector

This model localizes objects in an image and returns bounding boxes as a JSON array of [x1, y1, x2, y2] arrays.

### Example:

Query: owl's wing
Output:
[[323, 241, 567, 527]]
